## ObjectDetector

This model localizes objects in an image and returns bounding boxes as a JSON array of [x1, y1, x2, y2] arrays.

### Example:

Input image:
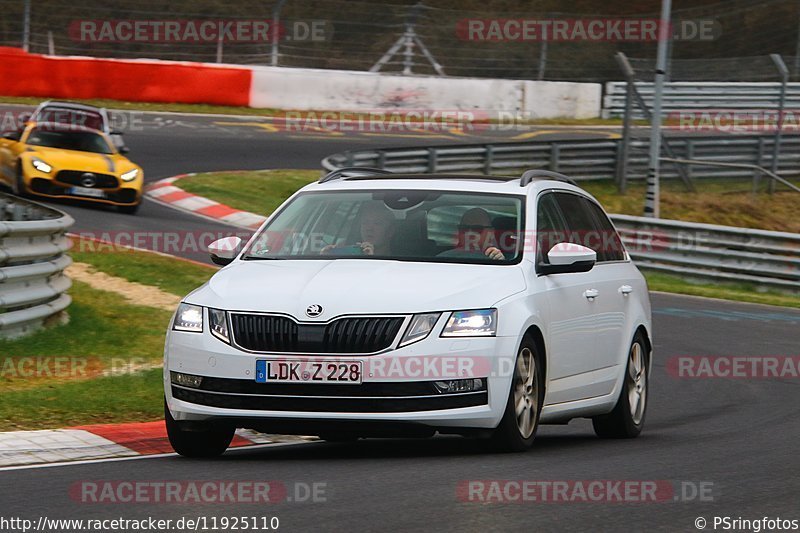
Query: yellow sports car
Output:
[[0, 121, 144, 214]]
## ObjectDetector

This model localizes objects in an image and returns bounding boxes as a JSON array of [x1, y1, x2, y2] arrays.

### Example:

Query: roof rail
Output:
[[519, 169, 578, 187], [319, 167, 394, 183]]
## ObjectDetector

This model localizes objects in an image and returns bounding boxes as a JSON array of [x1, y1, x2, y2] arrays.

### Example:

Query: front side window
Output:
[[554, 192, 625, 263], [242, 190, 525, 264]]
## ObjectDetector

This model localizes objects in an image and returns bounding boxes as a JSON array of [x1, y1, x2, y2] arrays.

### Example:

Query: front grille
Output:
[[230, 314, 404, 354], [172, 385, 488, 413], [56, 170, 119, 188]]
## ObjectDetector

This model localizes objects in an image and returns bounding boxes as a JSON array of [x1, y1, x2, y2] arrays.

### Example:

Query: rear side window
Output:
[[553, 192, 624, 263]]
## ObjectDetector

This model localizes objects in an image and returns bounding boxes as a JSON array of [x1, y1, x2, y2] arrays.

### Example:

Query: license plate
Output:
[[255, 360, 363, 384], [69, 186, 105, 198]]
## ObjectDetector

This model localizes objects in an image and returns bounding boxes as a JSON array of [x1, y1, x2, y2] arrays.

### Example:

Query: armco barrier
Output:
[[602, 81, 800, 119], [0, 193, 74, 338], [322, 134, 800, 181], [0, 48, 252, 106], [611, 215, 800, 292]]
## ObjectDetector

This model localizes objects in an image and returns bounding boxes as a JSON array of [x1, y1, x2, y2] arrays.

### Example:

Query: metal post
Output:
[[537, 41, 548, 81], [47, 30, 54, 55], [403, 25, 414, 75], [22, 0, 31, 52], [614, 52, 634, 193], [770, 54, 789, 194], [271, 0, 288, 67], [216, 35, 223, 63], [644, 0, 672, 219], [795, 8, 800, 80]]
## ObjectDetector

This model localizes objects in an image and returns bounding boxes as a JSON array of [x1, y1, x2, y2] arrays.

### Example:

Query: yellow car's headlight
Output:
[[120, 168, 139, 182], [31, 158, 52, 173]]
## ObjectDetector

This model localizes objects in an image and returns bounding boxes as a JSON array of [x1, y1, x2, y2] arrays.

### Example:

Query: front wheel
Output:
[[165, 400, 234, 458], [592, 332, 649, 438], [118, 202, 141, 215], [13, 165, 28, 197], [489, 335, 544, 452]]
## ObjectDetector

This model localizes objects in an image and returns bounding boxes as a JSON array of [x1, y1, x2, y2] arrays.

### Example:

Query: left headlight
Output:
[[31, 158, 52, 173], [120, 168, 139, 182], [172, 303, 203, 332], [441, 309, 497, 337]]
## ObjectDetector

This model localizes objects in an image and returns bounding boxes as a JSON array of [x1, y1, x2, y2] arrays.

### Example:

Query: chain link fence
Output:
[[1, 0, 800, 81]]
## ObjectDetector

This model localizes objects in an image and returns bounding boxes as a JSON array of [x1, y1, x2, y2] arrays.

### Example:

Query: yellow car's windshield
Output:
[[27, 127, 113, 155]]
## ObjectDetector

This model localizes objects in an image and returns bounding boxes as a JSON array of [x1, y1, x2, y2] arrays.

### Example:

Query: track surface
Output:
[[1, 107, 798, 531]]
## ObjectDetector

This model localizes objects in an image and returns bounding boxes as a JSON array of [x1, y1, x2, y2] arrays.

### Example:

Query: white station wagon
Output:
[[164, 169, 652, 455]]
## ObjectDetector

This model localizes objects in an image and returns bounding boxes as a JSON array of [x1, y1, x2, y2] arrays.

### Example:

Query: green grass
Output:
[[70, 240, 215, 297], [0, 282, 171, 384], [644, 271, 800, 309], [177, 169, 319, 216], [0, 369, 163, 431], [0, 245, 216, 430], [582, 179, 800, 234]]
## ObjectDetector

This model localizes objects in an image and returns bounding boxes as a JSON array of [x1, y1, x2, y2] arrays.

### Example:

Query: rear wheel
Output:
[[489, 335, 544, 452], [165, 400, 234, 458], [592, 332, 648, 438]]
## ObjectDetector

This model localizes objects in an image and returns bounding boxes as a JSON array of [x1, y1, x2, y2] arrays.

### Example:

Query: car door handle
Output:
[[583, 289, 599, 300], [619, 285, 633, 295]]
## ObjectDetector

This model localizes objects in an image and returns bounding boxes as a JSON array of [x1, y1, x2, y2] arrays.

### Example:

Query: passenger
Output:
[[321, 202, 396, 256], [440, 208, 505, 260]]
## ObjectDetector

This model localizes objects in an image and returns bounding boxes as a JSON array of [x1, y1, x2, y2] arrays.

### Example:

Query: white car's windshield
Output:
[[243, 190, 525, 264]]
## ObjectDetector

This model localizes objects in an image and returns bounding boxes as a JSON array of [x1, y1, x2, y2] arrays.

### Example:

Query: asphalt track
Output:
[[1, 106, 798, 531]]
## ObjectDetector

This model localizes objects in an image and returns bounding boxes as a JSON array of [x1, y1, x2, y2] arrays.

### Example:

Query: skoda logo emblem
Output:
[[80, 173, 96, 188], [305, 304, 323, 318]]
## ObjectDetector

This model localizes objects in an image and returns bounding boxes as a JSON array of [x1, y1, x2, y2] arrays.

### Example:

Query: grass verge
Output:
[[0, 246, 215, 431]]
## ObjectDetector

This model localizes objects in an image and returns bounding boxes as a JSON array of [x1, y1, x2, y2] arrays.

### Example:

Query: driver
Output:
[[441, 208, 505, 261]]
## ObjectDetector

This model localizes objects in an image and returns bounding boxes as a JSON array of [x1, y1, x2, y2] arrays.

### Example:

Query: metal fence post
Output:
[[754, 137, 766, 193], [271, 0, 288, 67], [549, 144, 560, 172], [484, 145, 494, 174], [22, 0, 31, 52], [770, 54, 789, 194], [615, 73, 634, 193], [427, 148, 438, 172]]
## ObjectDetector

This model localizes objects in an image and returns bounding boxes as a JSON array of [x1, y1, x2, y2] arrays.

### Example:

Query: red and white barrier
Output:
[[0, 47, 602, 119]]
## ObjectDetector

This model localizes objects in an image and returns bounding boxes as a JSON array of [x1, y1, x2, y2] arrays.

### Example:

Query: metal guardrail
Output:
[[0, 193, 74, 338], [322, 139, 800, 292], [602, 81, 800, 119], [322, 134, 800, 182], [611, 215, 800, 292]]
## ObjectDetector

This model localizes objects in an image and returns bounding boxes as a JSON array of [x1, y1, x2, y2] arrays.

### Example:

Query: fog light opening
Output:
[[434, 378, 485, 394], [171, 372, 203, 389]]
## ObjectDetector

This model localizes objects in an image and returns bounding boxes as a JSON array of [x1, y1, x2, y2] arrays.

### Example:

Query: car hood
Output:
[[24, 146, 128, 174], [187, 259, 527, 318]]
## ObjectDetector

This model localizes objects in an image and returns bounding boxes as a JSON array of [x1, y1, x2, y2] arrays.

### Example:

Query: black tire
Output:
[[118, 202, 141, 215], [13, 164, 28, 197], [489, 334, 544, 452], [164, 400, 234, 458], [592, 331, 649, 439]]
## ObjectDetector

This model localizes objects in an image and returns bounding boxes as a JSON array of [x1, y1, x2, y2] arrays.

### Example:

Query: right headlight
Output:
[[441, 309, 497, 337], [208, 308, 230, 344]]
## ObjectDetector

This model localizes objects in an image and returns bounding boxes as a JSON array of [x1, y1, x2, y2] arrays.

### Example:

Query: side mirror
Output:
[[538, 242, 596, 275], [208, 237, 243, 266]]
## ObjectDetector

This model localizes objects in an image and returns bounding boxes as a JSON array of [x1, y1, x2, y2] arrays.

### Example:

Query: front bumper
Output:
[[164, 327, 519, 431]]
